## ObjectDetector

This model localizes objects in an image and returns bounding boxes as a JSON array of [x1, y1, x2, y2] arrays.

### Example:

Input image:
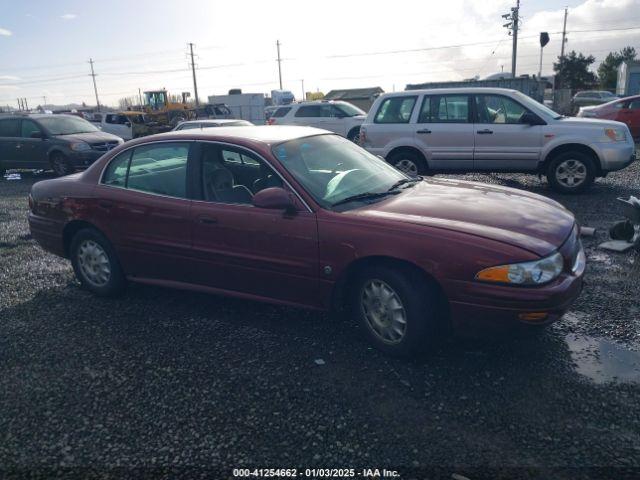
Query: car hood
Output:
[[556, 116, 623, 128], [349, 178, 575, 256], [54, 131, 122, 143]]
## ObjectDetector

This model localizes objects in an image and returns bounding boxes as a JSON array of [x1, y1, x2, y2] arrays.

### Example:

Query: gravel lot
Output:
[[1, 163, 639, 479]]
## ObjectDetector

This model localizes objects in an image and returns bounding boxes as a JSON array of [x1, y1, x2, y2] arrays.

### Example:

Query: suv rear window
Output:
[[374, 96, 417, 124], [273, 107, 291, 118]]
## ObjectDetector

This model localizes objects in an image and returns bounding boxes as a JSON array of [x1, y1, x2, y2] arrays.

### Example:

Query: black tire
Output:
[[351, 265, 441, 357], [546, 151, 595, 194], [70, 228, 126, 297], [50, 152, 75, 177], [387, 150, 427, 177], [347, 127, 361, 144]]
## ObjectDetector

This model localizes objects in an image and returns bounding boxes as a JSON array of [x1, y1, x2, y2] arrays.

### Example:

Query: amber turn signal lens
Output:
[[518, 312, 549, 322], [475, 265, 511, 283]]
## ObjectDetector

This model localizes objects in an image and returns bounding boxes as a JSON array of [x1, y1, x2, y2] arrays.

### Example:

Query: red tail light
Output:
[[267, 118, 276, 125]]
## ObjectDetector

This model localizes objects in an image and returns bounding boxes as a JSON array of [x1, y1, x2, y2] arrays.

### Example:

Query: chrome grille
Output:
[[90, 141, 119, 152]]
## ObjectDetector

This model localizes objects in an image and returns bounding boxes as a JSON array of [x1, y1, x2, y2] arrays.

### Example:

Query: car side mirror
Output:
[[520, 112, 545, 126], [30, 131, 44, 139], [253, 187, 295, 212], [125, 121, 131, 127]]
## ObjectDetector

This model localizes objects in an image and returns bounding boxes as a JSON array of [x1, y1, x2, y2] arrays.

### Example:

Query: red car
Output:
[[578, 95, 640, 140], [28, 127, 585, 356]]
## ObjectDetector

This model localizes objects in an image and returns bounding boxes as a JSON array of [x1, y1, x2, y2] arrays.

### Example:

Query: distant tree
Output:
[[597, 46, 637, 90], [118, 96, 138, 110], [553, 51, 597, 90]]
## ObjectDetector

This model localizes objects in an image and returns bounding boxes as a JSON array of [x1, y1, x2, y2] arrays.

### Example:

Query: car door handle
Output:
[[477, 129, 494, 134], [416, 129, 432, 134], [15, 143, 22, 149], [98, 201, 113, 209], [198, 216, 218, 224]]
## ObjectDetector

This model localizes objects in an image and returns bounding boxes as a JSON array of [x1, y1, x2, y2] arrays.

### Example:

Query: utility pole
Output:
[[138, 88, 143, 107], [560, 7, 568, 60], [300, 79, 305, 101], [276, 40, 283, 90], [188, 43, 200, 107], [42, 96, 47, 107], [88, 58, 101, 112], [502, 0, 521, 77]]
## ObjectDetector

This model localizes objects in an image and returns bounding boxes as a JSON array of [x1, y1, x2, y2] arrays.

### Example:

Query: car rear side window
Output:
[[628, 100, 640, 110], [0, 119, 20, 137], [102, 151, 131, 187], [295, 105, 321, 117], [273, 107, 291, 118], [101, 143, 190, 197], [374, 96, 417, 123], [127, 143, 189, 198]]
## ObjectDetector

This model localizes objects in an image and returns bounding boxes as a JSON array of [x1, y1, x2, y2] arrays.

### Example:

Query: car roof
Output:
[[0, 113, 78, 120], [181, 119, 246, 125], [154, 125, 328, 144], [377, 87, 525, 97]]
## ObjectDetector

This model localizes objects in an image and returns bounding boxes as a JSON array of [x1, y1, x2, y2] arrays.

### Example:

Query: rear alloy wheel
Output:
[[50, 152, 75, 177], [546, 151, 595, 194], [388, 150, 426, 177], [352, 265, 440, 357], [70, 228, 126, 297]]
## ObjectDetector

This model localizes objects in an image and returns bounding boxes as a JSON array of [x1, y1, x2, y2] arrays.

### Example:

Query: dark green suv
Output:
[[0, 114, 124, 176]]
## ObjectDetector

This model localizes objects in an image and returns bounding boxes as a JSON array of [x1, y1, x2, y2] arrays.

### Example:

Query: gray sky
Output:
[[0, 0, 638, 107]]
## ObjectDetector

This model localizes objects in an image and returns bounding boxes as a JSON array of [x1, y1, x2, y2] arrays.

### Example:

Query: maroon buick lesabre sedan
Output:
[[29, 126, 585, 356]]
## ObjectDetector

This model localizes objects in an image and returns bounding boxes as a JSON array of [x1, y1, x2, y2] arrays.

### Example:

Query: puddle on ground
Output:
[[565, 333, 640, 384]]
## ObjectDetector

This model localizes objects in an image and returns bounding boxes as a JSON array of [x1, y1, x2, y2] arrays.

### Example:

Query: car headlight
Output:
[[604, 127, 627, 142], [476, 251, 564, 286], [70, 142, 91, 152]]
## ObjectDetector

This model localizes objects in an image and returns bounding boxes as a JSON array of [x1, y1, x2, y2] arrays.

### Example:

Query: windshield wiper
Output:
[[331, 190, 400, 208], [387, 176, 422, 191]]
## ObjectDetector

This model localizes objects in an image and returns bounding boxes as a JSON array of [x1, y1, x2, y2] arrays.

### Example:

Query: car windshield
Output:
[[336, 103, 366, 117], [273, 134, 408, 210], [38, 116, 99, 135], [512, 91, 563, 119]]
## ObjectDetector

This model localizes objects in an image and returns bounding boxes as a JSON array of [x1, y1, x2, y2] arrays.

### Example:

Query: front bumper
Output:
[[444, 226, 585, 333], [592, 141, 636, 172], [445, 273, 583, 333]]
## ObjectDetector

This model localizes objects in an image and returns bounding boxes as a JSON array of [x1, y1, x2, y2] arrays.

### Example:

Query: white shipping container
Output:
[[207, 93, 266, 125]]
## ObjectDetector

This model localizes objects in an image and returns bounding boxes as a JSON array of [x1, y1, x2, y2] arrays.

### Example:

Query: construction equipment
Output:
[[141, 90, 196, 127]]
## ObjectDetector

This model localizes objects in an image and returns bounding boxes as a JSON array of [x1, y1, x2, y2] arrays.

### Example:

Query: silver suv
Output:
[[360, 88, 635, 193]]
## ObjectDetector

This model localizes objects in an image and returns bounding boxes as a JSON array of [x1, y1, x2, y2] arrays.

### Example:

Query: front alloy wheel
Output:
[[394, 158, 419, 176], [360, 279, 407, 344], [547, 151, 595, 194], [555, 159, 587, 188]]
